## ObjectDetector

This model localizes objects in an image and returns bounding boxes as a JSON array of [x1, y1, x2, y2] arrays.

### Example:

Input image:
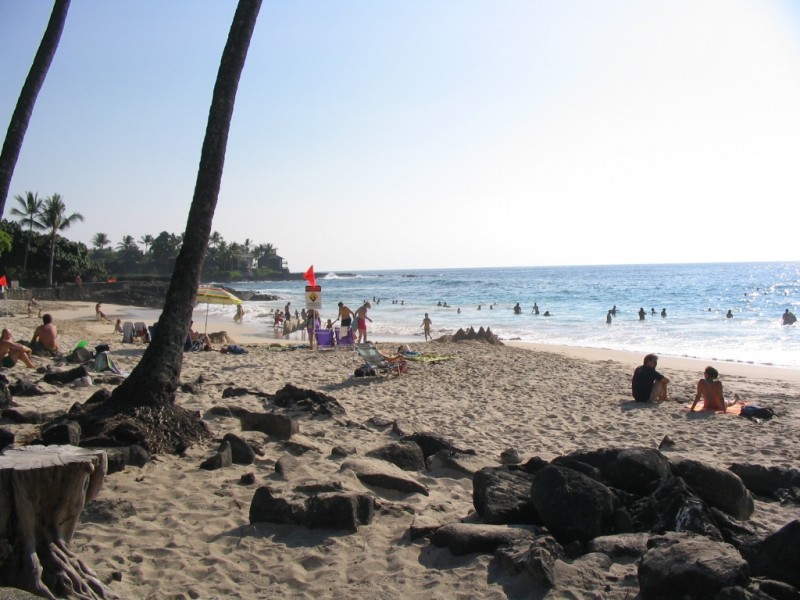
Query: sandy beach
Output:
[[2, 299, 799, 599]]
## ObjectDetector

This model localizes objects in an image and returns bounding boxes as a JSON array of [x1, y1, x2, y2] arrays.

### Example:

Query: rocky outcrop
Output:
[[638, 535, 749, 600]]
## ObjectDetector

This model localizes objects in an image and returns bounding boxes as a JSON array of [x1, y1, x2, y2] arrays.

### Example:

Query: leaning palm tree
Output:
[[9, 191, 45, 279], [39, 193, 83, 286], [75, 0, 262, 454], [0, 0, 70, 217]]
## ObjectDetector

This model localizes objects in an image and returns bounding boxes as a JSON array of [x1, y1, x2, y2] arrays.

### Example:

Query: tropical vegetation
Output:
[[0, 192, 285, 287]]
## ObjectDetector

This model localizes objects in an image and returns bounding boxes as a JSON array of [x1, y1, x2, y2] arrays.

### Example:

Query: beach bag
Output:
[[354, 366, 376, 377], [740, 405, 775, 421], [67, 346, 94, 364]]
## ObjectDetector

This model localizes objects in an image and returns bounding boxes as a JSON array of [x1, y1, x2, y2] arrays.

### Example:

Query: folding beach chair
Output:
[[335, 326, 354, 348], [314, 329, 335, 350], [354, 342, 407, 377]]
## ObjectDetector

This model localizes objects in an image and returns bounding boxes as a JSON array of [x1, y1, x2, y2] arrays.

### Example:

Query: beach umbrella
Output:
[[195, 286, 242, 334]]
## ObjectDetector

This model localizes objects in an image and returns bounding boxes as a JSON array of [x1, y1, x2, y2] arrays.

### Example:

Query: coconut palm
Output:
[[9, 191, 45, 279], [101, 0, 262, 453], [209, 230, 223, 248], [39, 193, 83, 286], [92, 232, 110, 251], [0, 0, 71, 217], [116, 235, 137, 252], [139, 234, 154, 253]]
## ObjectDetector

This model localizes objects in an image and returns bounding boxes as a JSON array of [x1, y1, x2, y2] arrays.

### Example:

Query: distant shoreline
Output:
[[27, 299, 800, 384]]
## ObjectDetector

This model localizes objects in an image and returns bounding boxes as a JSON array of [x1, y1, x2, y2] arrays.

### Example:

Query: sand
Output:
[[2, 299, 799, 599]]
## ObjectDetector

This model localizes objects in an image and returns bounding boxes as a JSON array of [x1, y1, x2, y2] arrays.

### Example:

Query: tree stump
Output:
[[0, 445, 108, 599]]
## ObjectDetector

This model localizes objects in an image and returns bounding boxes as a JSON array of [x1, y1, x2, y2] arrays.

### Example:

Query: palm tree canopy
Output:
[[40, 193, 84, 236], [117, 234, 137, 252], [9, 191, 45, 232], [92, 232, 110, 250]]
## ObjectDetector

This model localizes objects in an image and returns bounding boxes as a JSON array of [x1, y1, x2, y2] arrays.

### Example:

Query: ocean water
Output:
[[211, 262, 799, 369]]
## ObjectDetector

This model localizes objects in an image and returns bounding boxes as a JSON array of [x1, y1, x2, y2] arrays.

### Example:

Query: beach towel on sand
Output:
[[401, 353, 456, 364], [94, 351, 127, 376]]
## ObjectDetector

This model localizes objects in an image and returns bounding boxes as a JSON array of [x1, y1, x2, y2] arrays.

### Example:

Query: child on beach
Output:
[[690, 366, 726, 412], [421, 313, 432, 341]]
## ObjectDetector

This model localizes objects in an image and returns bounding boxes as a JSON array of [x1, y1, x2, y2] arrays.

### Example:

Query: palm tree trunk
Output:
[[0, 0, 70, 217], [22, 224, 33, 277], [48, 234, 57, 287], [110, 0, 262, 413]]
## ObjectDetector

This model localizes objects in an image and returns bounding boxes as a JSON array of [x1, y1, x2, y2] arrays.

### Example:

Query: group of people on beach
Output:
[[0, 313, 61, 369], [631, 353, 731, 413]]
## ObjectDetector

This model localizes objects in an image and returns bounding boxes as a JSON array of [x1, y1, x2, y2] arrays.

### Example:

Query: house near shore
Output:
[[258, 254, 289, 273]]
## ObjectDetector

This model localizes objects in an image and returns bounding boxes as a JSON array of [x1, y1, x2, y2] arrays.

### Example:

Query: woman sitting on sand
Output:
[[690, 366, 726, 412]]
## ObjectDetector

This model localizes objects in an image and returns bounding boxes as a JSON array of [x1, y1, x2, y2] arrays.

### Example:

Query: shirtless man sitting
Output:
[[0, 328, 35, 368], [30, 314, 59, 355]]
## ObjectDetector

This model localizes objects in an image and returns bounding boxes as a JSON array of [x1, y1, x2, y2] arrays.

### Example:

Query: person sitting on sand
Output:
[[185, 321, 213, 351], [690, 366, 726, 412], [376, 344, 409, 373], [0, 328, 35, 368], [30, 314, 59, 355], [113, 318, 123, 334], [631, 353, 670, 402]]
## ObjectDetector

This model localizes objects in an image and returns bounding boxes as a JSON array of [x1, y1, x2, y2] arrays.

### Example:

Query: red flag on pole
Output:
[[303, 265, 316, 288], [0, 276, 7, 287]]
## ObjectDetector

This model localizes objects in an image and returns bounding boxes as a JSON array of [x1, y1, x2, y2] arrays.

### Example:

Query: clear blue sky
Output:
[[2, 0, 799, 272]]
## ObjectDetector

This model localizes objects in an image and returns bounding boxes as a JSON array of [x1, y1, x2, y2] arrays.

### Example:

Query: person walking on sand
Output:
[[355, 302, 372, 343], [690, 366, 726, 412], [233, 304, 244, 323], [337, 302, 355, 329], [421, 313, 433, 341], [0, 328, 35, 368], [631, 353, 670, 402], [30, 314, 59, 355], [95, 303, 111, 322], [27, 297, 40, 318]]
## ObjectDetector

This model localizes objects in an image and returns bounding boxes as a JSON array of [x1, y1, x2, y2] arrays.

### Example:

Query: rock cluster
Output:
[[232, 384, 800, 599]]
